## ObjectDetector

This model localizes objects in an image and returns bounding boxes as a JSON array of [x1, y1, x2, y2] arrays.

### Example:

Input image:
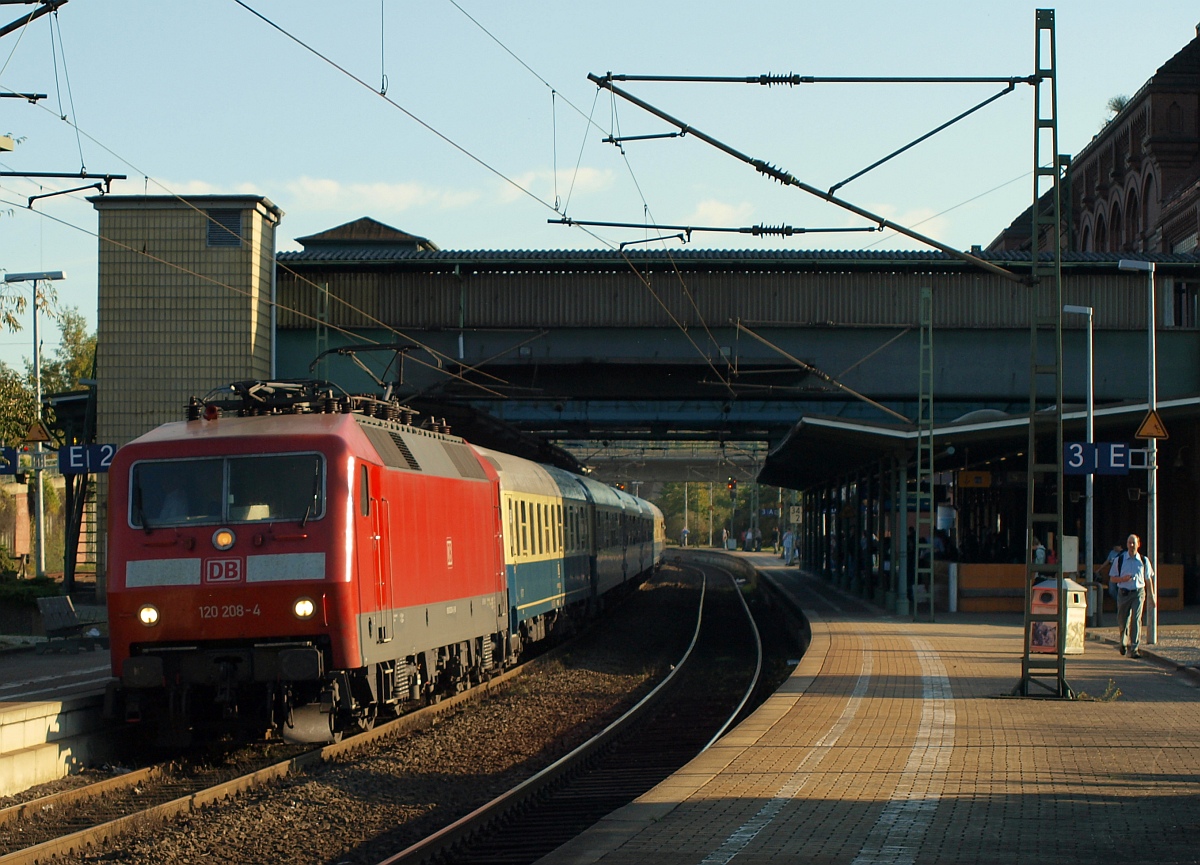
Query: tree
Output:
[[0, 305, 94, 445], [0, 361, 35, 445], [0, 275, 56, 334], [37, 306, 96, 395]]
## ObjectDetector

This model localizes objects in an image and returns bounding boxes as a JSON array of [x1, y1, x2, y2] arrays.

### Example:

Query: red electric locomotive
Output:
[[106, 380, 663, 744]]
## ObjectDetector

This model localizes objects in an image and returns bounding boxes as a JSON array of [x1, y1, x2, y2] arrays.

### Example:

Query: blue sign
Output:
[[1096, 442, 1131, 475], [0, 447, 16, 475], [58, 444, 117, 475], [1064, 442, 1094, 474], [1064, 442, 1130, 476]]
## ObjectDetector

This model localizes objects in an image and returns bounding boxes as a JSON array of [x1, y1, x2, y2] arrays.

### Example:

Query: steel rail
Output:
[[0, 647, 558, 865], [702, 566, 764, 750], [0, 766, 162, 830], [375, 565, 717, 865]]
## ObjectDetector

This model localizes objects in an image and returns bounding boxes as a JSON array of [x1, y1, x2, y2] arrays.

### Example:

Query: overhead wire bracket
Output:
[[828, 82, 1017, 195], [587, 72, 1028, 285], [27, 180, 101, 207], [551, 216, 884, 238]]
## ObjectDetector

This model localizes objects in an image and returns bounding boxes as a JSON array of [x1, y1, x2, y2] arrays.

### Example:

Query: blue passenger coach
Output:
[[474, 446, 662, 656]]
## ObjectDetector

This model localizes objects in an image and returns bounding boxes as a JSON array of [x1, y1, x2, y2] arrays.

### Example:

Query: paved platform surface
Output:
[[539, 554, 1200, 865]]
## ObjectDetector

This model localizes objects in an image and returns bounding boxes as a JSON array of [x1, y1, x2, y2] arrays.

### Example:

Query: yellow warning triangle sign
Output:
[[24, 421, 52, 444], [1135, 409, 1169, 440]]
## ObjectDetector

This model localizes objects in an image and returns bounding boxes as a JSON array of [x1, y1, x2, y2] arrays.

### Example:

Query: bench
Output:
[[36, 596, 108, 654]]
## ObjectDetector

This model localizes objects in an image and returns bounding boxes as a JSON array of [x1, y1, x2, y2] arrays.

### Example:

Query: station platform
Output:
[[0, 635, 115, 797], [539, 552, 1200, 865]]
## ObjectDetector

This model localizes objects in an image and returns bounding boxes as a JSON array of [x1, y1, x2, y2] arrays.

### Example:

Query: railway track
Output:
[[378, 560, 770, 865], [0, 566, 714, 865], [0, 620, 608, 865]]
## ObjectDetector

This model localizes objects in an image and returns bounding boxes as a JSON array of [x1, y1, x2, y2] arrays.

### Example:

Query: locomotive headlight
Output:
[[212, 528, 236, 551], [293, 597, 316, 619], [138, 604, 160, 626]]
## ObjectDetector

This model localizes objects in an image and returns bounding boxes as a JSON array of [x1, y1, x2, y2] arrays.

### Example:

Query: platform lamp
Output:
[[4, 270, 65, 580], [1063, 304, 1096, 625], [1117, 258, 1157, 645]]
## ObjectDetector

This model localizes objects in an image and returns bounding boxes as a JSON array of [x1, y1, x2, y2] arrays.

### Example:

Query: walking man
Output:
[[1109, 533, 1154, 658]]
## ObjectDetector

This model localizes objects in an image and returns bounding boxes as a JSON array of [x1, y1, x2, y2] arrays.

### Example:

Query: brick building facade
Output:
[[990, 24, 1200, 261]]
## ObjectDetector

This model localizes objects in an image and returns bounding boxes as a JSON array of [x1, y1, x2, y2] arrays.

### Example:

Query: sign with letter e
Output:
[[58, 444, 118, 474], [1096, 442, 1130, 475]]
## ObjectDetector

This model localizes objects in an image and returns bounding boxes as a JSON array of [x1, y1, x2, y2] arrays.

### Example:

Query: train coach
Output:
[[105, 380, 663, 744]]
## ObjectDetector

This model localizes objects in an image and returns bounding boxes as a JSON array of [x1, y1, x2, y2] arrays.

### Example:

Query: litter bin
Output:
[[1030, 577, 1087, 654]]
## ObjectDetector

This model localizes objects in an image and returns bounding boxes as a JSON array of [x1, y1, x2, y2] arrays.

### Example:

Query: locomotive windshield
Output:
[[131, 454, 325, 528]]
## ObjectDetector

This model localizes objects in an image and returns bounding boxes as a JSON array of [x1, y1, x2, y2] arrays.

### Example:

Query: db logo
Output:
[[204, 557, 243, 583]]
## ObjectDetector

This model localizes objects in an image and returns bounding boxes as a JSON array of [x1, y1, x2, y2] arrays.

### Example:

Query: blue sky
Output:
[[0, 0, 1196, 372]]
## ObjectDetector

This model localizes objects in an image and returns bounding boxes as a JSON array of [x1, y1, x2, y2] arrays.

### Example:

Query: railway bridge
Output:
[[90, 199, 1200, 607]]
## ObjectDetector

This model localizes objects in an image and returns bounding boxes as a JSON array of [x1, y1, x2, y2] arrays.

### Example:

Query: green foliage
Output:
[[0, 305, 95, 446], [37, 306, 97, 395], [0, 278, 56, 334], [0, 574, 60, 608], [649, 481, 791, 547], [1075, 678, 1122, 702], [0, 362, 35, 446]]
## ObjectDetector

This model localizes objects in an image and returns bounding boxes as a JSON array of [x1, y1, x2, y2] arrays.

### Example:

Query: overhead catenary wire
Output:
[[48, 6, 85, 172], [0, 192, 511, 398], [442, 0, 735, 381], [231, 0, 737, 395], [0, 72, 516, 392], [588, 73, 1029, 286]]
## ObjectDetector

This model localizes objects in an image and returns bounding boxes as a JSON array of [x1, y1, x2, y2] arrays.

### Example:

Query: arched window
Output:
[[1143, 173, 1159, 244], [1109, 202, 1123, 252], [1125, 189, 1140, 250], [1094, 214, 1108, 251]]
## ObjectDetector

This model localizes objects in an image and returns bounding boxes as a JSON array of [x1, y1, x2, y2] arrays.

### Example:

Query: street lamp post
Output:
[[3, 270, 65, 581], [1064, 304, 1096, 625], [1118, 259, 1157, 645]]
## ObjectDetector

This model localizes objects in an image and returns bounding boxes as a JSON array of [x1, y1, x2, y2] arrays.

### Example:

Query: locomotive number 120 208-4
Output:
[[199, 604, 262, 619]]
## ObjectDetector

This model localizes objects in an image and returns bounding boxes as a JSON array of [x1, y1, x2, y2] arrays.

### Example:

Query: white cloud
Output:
[[683, 199, 756, 227], [156, 177, 481, 216], [500, 167, 615, 206], [281, 176, 482, 214]]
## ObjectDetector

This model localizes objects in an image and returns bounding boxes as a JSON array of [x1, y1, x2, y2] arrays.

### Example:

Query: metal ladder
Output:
[[1017, 8, 1070, 698], [914, 286, 936, 620]]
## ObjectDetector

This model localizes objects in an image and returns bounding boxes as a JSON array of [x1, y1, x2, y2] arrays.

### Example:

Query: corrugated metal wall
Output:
[[275, 267, 1158, 332]]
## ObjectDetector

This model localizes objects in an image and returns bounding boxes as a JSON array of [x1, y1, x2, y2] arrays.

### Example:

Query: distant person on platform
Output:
[[1032, 536, 1047, 565], [772, 526, 780, 553], [680, 527, 690, 547], [782, 529, 795, 565], [1109, 533, 1153, 658]]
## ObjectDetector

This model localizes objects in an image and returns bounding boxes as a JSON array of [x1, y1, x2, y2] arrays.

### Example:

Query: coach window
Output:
[[536, 504, 544, 555], [556, 505, 563, 551], [360, 466, 370, 517], [520, 500, 528, 556], [507, 500, 516, 557]]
